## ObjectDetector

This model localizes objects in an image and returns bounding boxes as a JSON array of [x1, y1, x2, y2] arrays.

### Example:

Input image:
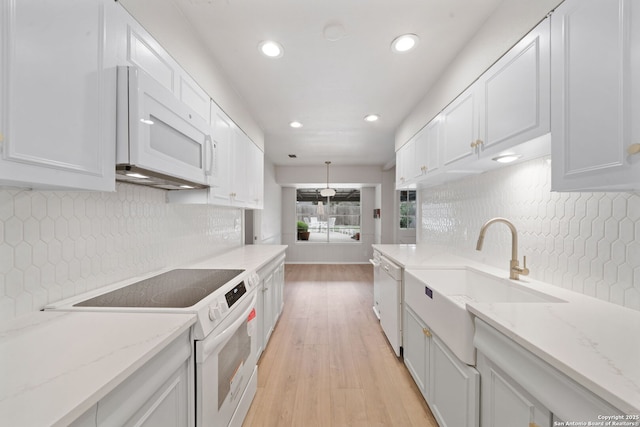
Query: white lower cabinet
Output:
[[73, 330, 193, 427], [474, 318, 622, 425], [430, 335, 480, 427], [477, 352, 552, 427], [403, 303, 479, 427], [261, 271, 275, 349], [403, 304, 430, 400], [257, 256, 285, 359]]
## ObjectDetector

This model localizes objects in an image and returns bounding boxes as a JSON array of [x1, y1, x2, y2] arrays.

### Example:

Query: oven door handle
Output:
[[199, 293, 257, 361]]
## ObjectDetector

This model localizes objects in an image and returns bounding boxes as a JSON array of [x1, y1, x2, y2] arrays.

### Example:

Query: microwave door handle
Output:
[[204, 134, 213, 176]]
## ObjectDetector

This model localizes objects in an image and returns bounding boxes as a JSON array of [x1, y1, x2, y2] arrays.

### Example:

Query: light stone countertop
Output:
[[1, 244, 288, 426], [0, 310, 195, 427], [373, 243, 640, 414]]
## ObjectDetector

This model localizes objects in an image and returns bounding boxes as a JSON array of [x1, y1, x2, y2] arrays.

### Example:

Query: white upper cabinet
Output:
[[168, 101, 264, 209], [441, 88, 480, 169], [478, 18, 550, 160], [0, 0, 117, 191], [416, 117, 442, 178], [111, 6, 210, 123], [395, 139, 415, 189], [443, 18, 550, 172], [209, 102, 234, 203], [551, 0, 640, 191], [397, 117, 442, 190], [398, 18, 551, 188], [232, 127, 264, 209]]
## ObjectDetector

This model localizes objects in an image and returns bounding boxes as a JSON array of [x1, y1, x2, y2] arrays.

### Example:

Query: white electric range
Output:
[[46, 267, 260, 427]]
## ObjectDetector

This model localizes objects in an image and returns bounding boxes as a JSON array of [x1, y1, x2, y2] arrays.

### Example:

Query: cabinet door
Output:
[[551, 0, 640, 191], [209, 103, 234, 205], [442, 88, 479, 167], [178, 74, 210, 123], [429, 335, 479, 427], [395, 140, 415, 189], [246, 140, 264, 209], [274, 261, 285, 317], [402, 304, 430, 401], [114, 5, 210, 122], [477, 352, 551, 427], [479, 18, 550, 156], [0, 0, 115, 191], [232, 128, 249, 205], [96, 333, 192, 427], [415, 116, 441, 177], [262, 272, 275, 346]]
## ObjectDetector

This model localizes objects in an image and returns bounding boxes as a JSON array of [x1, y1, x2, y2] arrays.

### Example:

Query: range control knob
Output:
[[208, 302, 223, 321]]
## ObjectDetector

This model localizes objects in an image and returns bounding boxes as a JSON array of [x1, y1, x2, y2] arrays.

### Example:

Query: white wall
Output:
[[0, 184, 243, 321], [282, 187, 375, 264], [396, 0, 563, 149], [275, 165, 384, 186], [119, 0, 264, 150], [418, 158, 640, 311], [381, 168, 396, 244], [260, 159, 282, 245]]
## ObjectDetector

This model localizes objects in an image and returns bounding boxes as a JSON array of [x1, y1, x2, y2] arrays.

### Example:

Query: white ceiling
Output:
[[172, 0, 504, 167]]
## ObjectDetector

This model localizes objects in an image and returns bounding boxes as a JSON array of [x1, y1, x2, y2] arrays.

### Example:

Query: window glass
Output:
[[399, 190, 416, 229], [296, 188, 361, 243]]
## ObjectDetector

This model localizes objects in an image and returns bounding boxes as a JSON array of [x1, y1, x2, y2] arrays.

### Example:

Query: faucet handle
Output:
[[520, 256, 530, 276]]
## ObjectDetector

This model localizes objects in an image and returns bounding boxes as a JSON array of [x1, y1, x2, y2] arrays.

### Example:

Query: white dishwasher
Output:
[[378, 256, 402, 357]]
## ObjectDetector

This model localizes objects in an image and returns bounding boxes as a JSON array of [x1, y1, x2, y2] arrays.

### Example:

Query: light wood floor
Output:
[[243, 264, 438, 427]]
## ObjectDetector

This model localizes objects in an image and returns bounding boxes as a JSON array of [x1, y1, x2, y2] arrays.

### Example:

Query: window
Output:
[[296, 188, 361, 243], [399, 190, 416, 229]]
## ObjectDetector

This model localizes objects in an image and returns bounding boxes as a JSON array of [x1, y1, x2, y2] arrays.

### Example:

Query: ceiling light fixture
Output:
[[320, 161, 336, 198], [391, 34, 419, 53], [289, 121, 303, 128], [492, 154, 522, 164], [364, 114, 380, 122], [259, 40, 284, 58]]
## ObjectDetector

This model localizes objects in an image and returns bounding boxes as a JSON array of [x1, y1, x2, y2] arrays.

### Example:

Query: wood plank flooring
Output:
[[243, 264, 438, 427]]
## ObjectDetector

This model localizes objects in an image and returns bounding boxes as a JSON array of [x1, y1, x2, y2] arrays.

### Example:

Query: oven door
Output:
[[195, 291, 257, 427]]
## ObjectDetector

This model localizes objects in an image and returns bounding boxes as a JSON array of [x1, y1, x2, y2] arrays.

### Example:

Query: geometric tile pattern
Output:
[[0, 182, 242, 321], [418, 156, 640, 311]]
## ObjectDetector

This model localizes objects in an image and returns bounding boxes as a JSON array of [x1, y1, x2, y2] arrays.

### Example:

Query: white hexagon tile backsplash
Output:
[[418, 157, 640, 311], [0, 183, 242, 321]]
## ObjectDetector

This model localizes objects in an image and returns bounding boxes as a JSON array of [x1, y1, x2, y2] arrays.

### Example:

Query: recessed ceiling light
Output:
[[289, 121, 303, 128], [492, 154, 522, 163], [364, 114, 380, 122], [391, 34, 419, 53], [259, 40, 284, 58]]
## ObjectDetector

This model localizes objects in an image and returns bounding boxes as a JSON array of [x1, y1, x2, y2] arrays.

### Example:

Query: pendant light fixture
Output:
[[320, 161, 336, 197]]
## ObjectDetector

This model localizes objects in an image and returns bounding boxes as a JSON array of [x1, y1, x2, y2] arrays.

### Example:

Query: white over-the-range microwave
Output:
[[116, 66, 214, 190]]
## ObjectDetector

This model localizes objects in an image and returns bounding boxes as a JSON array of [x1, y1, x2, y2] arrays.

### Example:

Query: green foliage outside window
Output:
[[399, 190, 416, 229]]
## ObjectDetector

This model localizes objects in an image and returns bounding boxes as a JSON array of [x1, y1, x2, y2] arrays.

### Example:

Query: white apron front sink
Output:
[[404, 266, 566, 365]]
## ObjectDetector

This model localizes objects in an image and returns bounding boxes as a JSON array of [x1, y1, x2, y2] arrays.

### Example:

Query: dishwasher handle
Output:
[[369, 258, 380, 267]]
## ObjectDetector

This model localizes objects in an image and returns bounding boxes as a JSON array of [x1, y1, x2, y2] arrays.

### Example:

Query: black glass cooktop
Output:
[[74, 269, 245, 308]]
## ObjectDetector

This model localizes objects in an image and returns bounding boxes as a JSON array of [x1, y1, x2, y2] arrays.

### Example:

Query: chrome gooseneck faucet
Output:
[[476, 217, 530, 280]]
